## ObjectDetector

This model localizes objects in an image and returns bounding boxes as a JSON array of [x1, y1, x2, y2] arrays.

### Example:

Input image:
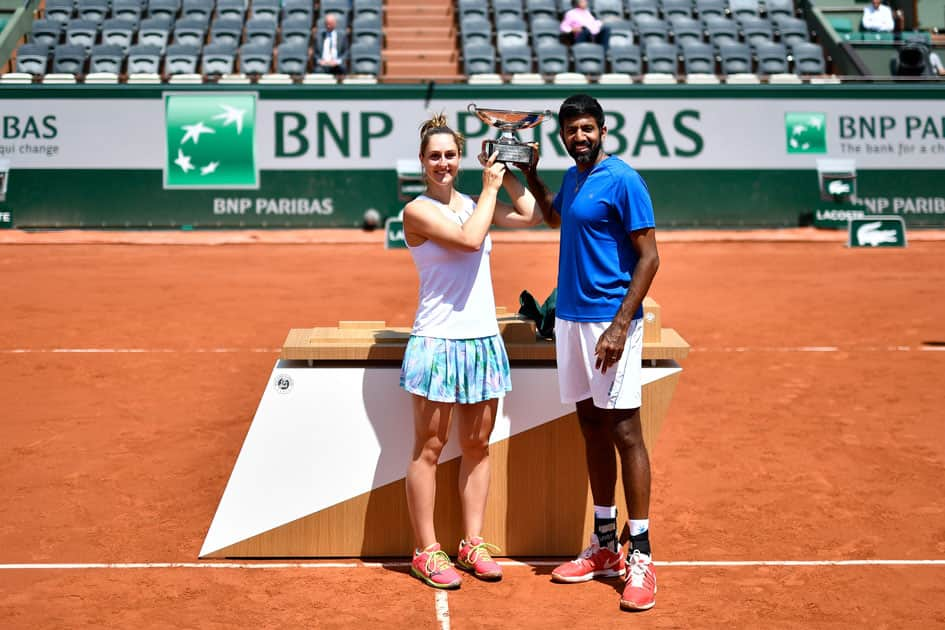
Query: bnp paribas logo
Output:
[[164, 93, 258, 189], [785, 112, 827, 154]]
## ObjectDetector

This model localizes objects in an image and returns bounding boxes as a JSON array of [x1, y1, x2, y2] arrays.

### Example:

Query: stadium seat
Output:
[[165, 43, 201, 74], [685, 72, 719, 82], [65, 19, 99, 52], [353, 0, 383, 21], [321, 0, 353, 21], [258, 72, 294, 84], [694, 0, 727, 18], [729, 0, 759, 17], [30, 19, 63, 47], [84, 71, 120, 83], [77, 0, 109, 24], [148, 0, 181, 22], [111, 0, 144, 24], [594, 0, 625, 21], [641, 71, 675, 82], [202, 42, 237, 75], [127, 72, 162, 83], [644, 40, 678, 73], [496, 14, 528, 32], [669, 15, 704, 44], [660, 0, 693, 18], [138, 17, 173, 52], [101, 18, 136, 51], [705, 15, 738, 48], [767, 71, 801, 83], [738, 15, 773, 45], [15, 43, 50, 75], [718, 40, 752, 73], [463, 42, 497, 74], [754, 40, 787, 74], [53, 43, 89, 74], [774, 15, 808, 45], [598, 71, 633, 82], [280, 17, 312, 46], [635, 15, 671, 44], [509, 71, 544, 83], [216, 0, 247, 22], [604, 18, 634, 46], [172, 17, 209, 47], [467, 72, 503, 84], [316, 13, 348, 32], [572, 42, 606, 74], [342, 74, 378, 84], [89, 43, 124, 73], [352, 17, 383, 47], [553, 71, 589, 83], [282, 0, 314, 24], [494, 0, 526, 22], [608, 42, 642, 73], [764, 0, 793, 18], [182, 0, 214, 21], [44, 0, 75, 24], [537, 41, 570, 73], [725, 71, 759, 82], [460, 16, 493, 47], [210, 17, 244, 47], [348, 42, 382, 74], [168, 72, 204, 83], [500, 45, 533, 73], [126, 43, 163, 73], [792, 41, 825, 75], [245, 17, 277, 46], [531, 16, 563, 47], [497, 28, 530, 51], [681, 40, 714, 73], [626, 0, 660, 19], [43, 72, 78, 83], [240, 42, 274, 74], [458, 0, 490, 20], [276, 43, 310, 74], [302, 72, 338, 83], [526, 0, 558, 20]]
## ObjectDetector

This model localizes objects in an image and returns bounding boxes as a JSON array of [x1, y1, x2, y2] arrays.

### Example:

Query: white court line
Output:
[[1, 560, 944, 570], [434, 591, 451, 630]]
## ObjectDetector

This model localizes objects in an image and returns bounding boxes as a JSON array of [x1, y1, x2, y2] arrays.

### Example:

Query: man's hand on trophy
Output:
[[514, 142, 540, 174]]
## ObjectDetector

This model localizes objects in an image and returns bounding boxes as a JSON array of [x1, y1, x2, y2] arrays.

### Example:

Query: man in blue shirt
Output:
[[522, 94, 661, 612]]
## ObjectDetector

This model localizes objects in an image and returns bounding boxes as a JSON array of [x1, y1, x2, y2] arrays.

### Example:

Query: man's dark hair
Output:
[[558, 94, 605, 129]]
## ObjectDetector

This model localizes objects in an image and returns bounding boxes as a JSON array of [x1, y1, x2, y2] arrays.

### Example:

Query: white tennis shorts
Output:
[[554, 317, 643, 410]]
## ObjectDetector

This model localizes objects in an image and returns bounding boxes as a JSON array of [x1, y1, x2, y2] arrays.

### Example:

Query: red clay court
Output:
[[1, 228, 944, 628]]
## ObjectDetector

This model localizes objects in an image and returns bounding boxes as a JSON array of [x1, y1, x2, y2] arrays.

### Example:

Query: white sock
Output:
[[629, 519, 649, 537], [593, 504, 617, 519]]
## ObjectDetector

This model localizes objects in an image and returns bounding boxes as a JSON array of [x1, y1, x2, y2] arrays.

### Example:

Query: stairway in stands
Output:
[[382, 0, 463, 82]]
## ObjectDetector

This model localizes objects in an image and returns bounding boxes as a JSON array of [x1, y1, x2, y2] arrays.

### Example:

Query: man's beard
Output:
[[567, 139, 602, 165]]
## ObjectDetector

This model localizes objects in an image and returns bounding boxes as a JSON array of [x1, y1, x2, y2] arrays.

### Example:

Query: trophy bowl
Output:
[[468, 104, 553, 165]]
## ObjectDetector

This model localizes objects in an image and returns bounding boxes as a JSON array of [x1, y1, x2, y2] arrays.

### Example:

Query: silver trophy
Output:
[[468, 104, 553, 166]]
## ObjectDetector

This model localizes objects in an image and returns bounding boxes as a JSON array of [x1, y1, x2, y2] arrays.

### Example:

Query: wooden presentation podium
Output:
[[200, 298, 688, 558]]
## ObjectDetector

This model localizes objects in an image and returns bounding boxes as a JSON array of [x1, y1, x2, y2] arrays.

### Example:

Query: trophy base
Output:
[[483, 140, 534, 165]]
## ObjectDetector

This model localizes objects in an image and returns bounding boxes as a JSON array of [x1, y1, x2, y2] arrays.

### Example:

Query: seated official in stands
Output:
[[861, 0, 895, 32], [560, 0, 611, 49], [315, 14, 347, 75]]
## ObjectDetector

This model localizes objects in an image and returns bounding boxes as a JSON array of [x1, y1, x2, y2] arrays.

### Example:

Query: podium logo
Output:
[[164, 93, 257, 189], [785, 112, 827, 154]]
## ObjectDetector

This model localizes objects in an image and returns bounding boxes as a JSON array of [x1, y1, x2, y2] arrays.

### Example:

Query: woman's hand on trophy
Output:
[[481, 151, 506, 191]]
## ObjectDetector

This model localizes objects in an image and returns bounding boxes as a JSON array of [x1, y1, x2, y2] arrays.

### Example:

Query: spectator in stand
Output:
[[861, 0, 895, 32], [931, 50, 945, 76], [315, 13, 348, 75], [560, 0, 611, 49]]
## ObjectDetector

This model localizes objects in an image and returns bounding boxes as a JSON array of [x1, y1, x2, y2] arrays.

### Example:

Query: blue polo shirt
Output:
[[552, 155, 656, 322]]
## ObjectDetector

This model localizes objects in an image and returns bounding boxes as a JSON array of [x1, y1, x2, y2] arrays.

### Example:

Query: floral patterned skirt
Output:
[[400, 334, 512, 404]]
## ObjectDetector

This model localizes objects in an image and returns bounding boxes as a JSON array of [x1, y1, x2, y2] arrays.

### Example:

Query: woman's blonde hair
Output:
[[419, 113, 465, 156]]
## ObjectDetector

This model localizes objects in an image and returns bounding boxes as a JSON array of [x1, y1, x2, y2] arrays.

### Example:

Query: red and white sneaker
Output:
[[411, 543, 462, 589], [457, 537, 503, 580], [619, 549, 657, 611], [551, 534, 626, 583]]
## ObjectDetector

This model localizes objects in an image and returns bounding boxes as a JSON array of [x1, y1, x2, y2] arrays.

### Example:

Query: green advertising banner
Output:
[[0, 84, 942, 229]]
